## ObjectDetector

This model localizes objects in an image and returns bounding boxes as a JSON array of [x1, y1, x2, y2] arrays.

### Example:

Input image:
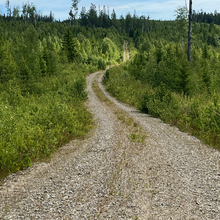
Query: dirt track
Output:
[[123, 41, 129, 62], [0, 70, 220, 219]]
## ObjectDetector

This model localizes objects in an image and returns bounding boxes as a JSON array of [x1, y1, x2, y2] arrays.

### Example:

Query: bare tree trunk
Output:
[[188, 0, 192, 64], [182, 34, 183, 48], [76, 19, 78, 36], [74, 18, 76, 36]]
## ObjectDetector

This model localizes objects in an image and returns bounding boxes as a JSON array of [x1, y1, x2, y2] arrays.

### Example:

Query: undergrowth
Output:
[[103, 64, 220, 150], [0, 63, 97, 180]]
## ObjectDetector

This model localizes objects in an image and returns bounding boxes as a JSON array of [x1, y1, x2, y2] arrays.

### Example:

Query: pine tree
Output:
[[80, 7, 88, 26], [88, 4, 98, 28], [0, 40, 17, 82], [111, 9, 117, 27], [12, 6, 20, 19], [188, 0, 193, 63], [5, 0, 11, 18], [63, 29, 80, 62]]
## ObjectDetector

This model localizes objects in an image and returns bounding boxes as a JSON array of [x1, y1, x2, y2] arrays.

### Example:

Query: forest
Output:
[[1, 1, 220, 178]]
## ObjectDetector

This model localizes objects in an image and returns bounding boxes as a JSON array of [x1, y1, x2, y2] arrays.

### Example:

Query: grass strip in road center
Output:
[[92, 71, 146, 143]]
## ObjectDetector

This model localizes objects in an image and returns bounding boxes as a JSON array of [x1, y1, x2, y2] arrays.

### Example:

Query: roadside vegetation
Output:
[[103, 21, 220, 150], [1, 0, 220, 178], [0, 3, 124, 178]]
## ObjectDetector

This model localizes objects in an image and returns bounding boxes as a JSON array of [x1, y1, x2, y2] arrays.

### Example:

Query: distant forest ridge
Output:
[[192, 10, 220, 25], [2, 2, 220, 25]]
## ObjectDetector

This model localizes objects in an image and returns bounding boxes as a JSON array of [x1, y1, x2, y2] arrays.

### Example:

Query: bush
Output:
[[104, 64, 220, 150], [0, 63, 94, 177]]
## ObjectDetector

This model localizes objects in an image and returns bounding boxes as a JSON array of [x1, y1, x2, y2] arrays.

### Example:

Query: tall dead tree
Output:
[[70, 0, 80, 36], [188, 0, 192, 63], [5, 0, 11, 18]]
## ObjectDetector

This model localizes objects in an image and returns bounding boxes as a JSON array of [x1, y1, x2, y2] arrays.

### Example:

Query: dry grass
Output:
[[92, 72, 146, 145], [91, 72, 146, 219]]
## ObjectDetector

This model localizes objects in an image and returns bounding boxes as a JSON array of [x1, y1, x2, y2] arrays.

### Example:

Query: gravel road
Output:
[[0, 70, 220, 219], [123, 41, 129, 62]]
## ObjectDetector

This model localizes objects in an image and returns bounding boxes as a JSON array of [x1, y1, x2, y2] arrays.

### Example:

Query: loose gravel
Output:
[[0, 70, 220, 219]]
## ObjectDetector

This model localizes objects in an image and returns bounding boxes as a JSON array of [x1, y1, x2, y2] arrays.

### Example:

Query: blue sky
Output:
[[0, 0, 219, 21]]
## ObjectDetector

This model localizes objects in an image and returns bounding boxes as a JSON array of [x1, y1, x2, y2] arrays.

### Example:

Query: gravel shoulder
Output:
[[0, 70, 220, 219]]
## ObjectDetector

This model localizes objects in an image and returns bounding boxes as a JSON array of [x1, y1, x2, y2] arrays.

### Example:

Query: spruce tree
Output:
[[63, 29, 80, 62], [0, 41, 17, 82]]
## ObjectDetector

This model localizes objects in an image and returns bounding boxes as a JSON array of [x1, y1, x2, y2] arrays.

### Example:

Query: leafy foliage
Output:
[[103, 16, 220, 150], [1, 1, 220, 178], [0, 63, 95, 175], [0, 13, 123, 178]]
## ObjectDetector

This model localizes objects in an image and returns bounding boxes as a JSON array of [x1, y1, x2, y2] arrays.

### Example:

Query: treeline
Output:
[[2, 1, 149, 32], [3, 2, 220, 38], [103, 20, 220, 150], [3, 1, 54, 23], [192, 10, 220, 25]]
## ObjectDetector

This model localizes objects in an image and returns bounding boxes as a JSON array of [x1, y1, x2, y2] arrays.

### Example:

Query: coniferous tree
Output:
[[0, 40, 17, 82], [12, 6, 20, 19], [125, 13, 132, 34], [63, 29, 80, 62], [80, 7, 88, 27], [188, 0, 192, 63], [22, 2, 27, 24], [69, 9, 74, 27], [111, 9, 117, 27], [88, 4, 98, 28], [5, 0, 11, 18]]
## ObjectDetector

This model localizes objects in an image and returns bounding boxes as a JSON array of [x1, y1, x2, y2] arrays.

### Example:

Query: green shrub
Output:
[[0, 63, 94, 177], [104, 65, 220, 150]]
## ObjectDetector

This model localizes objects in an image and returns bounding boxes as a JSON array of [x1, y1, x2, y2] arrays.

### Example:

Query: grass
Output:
[[92, 71, 146, 143], [92, 71, 147, 216], [92, 73, 114, 107], [114, 110, 134, 126], [130, 133, 146, 143]]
